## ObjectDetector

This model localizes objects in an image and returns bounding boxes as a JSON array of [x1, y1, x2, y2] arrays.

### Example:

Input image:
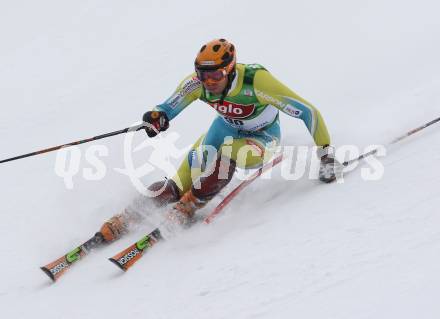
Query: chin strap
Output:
[[219, 66, 236, 104]]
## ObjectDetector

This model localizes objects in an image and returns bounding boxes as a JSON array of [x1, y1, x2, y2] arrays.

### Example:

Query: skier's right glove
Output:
[[142, 110, 169, 137]]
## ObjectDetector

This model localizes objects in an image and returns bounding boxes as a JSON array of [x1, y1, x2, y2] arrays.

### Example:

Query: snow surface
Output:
[[1, 0, 440, 318]]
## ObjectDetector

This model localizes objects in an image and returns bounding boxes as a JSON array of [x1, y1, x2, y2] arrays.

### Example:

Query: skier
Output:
[[99, 38, 341, 242]]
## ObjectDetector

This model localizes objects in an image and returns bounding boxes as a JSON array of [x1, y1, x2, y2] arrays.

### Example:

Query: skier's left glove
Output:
[[142, 110, 169, 137], [317, 145, 344, 183]]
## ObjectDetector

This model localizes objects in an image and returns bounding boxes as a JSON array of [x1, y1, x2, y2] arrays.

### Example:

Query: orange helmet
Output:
[[195, 38, 236, 74]]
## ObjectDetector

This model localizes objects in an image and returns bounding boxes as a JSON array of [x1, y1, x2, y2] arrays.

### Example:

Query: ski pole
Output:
[[343, 116, 440, 166], [0, 123, 147, 164]]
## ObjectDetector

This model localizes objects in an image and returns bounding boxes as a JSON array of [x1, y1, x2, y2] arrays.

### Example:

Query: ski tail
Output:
[[109, 228, 162, 271], [40, 232, 105, 282]]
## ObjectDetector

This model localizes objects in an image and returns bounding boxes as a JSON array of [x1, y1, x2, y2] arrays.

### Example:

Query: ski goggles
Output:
[[196, 68, 227, 83]]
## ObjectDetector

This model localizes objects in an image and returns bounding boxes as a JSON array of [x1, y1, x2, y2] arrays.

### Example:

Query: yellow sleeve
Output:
[[153, 73, 202, 121], [254, 70, 331, 146]]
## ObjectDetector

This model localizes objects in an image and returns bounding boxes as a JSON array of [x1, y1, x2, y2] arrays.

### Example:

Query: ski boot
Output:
[[166, 190, 207, 227], [100, 213, 129, 242]]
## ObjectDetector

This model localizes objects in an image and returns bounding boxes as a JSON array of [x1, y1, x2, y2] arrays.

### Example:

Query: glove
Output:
[[142, 111, 169, 137], [317, 145, 343, 183]]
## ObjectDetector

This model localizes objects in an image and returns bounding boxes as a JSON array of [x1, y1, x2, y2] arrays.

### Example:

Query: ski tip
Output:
[[40, 266, 56, 282], [108, 258, 127, 272]]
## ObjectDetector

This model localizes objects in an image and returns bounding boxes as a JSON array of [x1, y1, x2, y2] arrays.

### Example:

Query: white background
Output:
[[1, 1, 440, 318]]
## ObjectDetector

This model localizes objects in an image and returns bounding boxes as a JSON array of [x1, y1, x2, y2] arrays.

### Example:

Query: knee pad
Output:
[[192, 156, 236, 201], [147, 179, 181, 207]]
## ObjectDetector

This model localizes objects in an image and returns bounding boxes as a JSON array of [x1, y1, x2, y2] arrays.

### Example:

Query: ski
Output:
[[107, 155, 286, 272], [41, 232, 105, 282], [204, 153, 284, 224], [41, 117, 440, 279], [106, 148, 362, 274], [108, 228, 163, 271]]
